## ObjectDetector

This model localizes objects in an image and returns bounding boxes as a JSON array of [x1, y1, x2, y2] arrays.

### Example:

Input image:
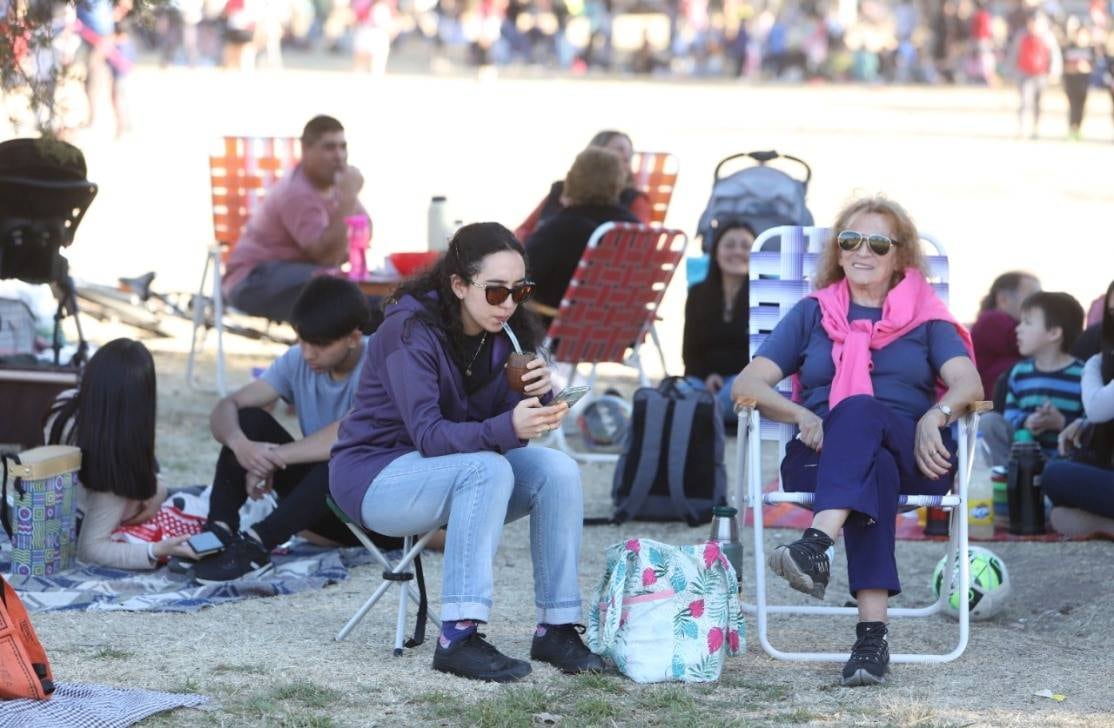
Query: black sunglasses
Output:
[[837, 230, 898, 256], [471, 280, 535, 305]]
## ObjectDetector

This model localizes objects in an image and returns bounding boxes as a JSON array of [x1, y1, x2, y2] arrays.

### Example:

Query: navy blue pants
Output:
[[1042, 459, 1114, 519], [780, 395, 955, 596]]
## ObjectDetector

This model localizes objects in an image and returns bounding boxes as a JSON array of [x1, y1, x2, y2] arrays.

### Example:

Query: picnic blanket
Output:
[[744, 479, 1080, 542], [0, 683, 207, 728], [0, 537, 376, 613]]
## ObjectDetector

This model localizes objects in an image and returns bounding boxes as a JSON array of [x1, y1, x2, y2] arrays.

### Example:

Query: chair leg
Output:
[[394, 535, 414, 656], [649, 323, 669, 378], [212, 259, 227, 397], [187, 250, 214, 392]]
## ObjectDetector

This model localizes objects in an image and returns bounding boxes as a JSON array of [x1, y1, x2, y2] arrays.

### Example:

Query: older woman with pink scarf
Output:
[[733, 197, 983, 687]]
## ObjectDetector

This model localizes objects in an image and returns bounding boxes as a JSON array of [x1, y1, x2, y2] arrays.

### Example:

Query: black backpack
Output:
[[605, 377, 726, 526]]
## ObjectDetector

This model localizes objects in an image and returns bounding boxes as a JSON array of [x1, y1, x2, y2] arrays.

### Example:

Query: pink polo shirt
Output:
[[222, 164, 369, 296]]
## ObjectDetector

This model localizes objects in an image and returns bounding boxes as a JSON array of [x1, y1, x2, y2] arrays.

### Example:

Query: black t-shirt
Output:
[[460, 331, 495, 394], [682, 278, 750, 380]]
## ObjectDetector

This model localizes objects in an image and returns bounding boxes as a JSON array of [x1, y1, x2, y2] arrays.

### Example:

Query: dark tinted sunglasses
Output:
[[471, 280, 535, 305], [837, 230, 898, 256]]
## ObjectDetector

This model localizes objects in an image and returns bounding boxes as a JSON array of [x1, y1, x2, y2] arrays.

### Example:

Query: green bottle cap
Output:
[[1012, 429, 1035, 443], [712, 506, 738, 517]]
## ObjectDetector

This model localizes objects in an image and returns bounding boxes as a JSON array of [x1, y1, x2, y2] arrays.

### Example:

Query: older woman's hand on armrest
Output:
[[732, 357, 823, 450], [914, 355, 984, 479]]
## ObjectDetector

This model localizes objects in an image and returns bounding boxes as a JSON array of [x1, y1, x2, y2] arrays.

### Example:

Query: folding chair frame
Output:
[[731, 224, 989, 664], [187, 137, 300, 396], [541, 222, 686, 462], [327, 499, 442, 655]]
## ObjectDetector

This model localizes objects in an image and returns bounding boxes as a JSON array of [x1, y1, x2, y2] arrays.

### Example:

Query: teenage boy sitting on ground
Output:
[[194, 276, 398, 583], [980, 291, 1086, 467]]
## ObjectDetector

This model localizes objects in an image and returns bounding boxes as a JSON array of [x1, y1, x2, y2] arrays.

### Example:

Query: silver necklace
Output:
[[464, 332, 488, 376]]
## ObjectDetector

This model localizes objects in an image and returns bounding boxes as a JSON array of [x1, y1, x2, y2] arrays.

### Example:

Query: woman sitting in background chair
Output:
[[683, 219, 755, 425], [514, 130, 650, 242], [733, 196, 982, 687], [525, 146, 639, 324]]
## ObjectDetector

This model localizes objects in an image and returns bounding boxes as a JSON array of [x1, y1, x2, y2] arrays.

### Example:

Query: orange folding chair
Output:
[[631, 151, 679, 226], [187, 137, 301, 395], [536, 222, 687, 462]]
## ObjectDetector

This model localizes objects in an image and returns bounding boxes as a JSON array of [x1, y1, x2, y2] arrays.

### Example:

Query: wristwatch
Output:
[[934, 403, 953, 423]]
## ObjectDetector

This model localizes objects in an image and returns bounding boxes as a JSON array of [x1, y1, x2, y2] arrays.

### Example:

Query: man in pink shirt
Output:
[[223, 115, 371, 325]]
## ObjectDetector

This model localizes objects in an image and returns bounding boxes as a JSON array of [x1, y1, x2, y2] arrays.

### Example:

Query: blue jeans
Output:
[[684, 374, 739, 425], [359, 446, 584, 624]]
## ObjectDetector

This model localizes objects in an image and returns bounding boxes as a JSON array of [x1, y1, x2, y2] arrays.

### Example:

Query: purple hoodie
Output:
[[329, 293, 529, 520]]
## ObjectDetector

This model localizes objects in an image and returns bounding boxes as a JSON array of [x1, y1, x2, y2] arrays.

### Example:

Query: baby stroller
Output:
[[695, 150, 814, 254], [0, 138, 97, 363]]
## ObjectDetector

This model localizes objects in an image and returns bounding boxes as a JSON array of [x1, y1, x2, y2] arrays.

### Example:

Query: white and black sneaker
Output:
[[767, 527, 833, 599], [841, 621, 890, 687], [193, 533, 273, 584]]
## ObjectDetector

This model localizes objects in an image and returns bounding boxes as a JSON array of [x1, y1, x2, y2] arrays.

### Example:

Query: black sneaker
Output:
[[432, 631, 532, 683], [193, 533, 273, 584], [841, 621, 890, 687], [530, 624, 604, 674], [767, 527, 832, 599]]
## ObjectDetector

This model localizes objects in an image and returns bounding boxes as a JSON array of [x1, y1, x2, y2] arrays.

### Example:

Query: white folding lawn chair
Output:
[[731, 225, 991, 665], [326, 498, 442, 655]]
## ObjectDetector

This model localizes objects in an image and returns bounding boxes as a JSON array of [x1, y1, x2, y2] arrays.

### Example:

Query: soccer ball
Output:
[[931, 546, 1010, 621]]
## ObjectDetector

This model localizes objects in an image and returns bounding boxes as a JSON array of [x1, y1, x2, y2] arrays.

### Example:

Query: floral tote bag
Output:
[[586, 538, 744, 683]]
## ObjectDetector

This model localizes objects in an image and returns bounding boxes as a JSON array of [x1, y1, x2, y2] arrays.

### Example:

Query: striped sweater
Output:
[[1003, 358, 1085, 451]]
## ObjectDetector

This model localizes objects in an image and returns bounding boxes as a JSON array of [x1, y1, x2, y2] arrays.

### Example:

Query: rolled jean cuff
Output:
[[536, 599, 582, 625], [441, 598, 491, 623]]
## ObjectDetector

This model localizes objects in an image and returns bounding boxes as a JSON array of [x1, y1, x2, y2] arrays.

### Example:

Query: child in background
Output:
[[979, 292, 1086, 466]]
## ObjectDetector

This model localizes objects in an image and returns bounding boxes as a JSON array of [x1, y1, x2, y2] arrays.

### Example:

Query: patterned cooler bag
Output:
[[586, 538, 744, 683], [2, 445, 81, 579]]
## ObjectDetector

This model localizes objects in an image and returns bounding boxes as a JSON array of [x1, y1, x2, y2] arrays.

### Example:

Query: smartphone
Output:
[[552, 385, 591, 409], [187, 531, 225, 558]]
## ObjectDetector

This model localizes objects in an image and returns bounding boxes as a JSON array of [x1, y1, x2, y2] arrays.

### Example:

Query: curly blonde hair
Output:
[[813, 196, 930, 290], [563, 147, 624, 207]]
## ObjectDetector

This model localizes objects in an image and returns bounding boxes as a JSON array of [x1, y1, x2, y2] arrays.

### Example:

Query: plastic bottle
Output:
[[345, 214, 370, 280], [967, 434, 995, 540], [709, 506, 742, 592], [427, 196, 451, 253]]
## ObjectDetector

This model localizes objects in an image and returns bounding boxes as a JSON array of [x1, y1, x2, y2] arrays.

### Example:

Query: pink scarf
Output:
[[809, 268, 975, 408]]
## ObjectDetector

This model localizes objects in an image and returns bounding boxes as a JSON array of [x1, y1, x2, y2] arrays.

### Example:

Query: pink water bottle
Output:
[[345, 214, 370, 280]]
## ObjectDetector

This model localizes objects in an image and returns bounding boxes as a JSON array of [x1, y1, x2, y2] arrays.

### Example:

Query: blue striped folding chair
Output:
[[731, 225, 991, 665]]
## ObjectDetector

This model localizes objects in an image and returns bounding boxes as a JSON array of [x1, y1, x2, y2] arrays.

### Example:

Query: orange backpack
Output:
[[0, 576, 54, 700]]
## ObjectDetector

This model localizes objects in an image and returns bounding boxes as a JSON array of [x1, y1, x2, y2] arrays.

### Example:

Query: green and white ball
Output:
[[932, 546, 1010, 621]]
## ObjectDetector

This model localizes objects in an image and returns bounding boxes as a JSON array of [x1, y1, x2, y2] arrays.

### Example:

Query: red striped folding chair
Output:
[[631, 151, 679, 226], [537, 222, 687, 462], [188, 137, 301, 395], [732, 225, 991, 665]]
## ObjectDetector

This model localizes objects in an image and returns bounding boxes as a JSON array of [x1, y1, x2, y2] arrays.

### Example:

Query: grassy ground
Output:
[[30, 339, 1114, 728], [12, 64, 1114, 727]]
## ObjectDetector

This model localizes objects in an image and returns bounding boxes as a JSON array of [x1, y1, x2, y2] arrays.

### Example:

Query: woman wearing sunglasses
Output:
[[330, 222, 602, 682], [733, 197, 982, 687]]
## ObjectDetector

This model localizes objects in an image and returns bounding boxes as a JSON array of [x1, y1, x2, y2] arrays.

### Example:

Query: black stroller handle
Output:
[[713, 151, 812, 187]]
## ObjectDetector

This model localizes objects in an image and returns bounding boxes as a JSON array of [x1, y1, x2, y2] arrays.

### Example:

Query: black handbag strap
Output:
[[1, 453, 20, 540]]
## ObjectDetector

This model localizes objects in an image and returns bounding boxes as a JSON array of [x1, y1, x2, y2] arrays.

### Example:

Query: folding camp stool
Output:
[[326, 497, 441, 655]]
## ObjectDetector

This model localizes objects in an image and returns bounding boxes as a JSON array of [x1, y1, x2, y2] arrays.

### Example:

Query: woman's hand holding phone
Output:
[[512, 397, 569, 440]]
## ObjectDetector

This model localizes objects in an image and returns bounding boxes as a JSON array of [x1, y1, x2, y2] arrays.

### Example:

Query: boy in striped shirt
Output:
[[981, 292, 1085, 465]]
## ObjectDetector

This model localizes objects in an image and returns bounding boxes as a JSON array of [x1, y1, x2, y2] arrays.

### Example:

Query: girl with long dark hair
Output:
[[44, 338, 194, 568], [682, 220, 755, 423], [330, 222, 601, 682], [1045, 280, 1114, 537]]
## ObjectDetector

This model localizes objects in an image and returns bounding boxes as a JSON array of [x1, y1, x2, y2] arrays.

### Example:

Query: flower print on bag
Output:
[[626, 539, 640, 554], [728, 629, 741, 652], [642, 567, 657, 587], [707, 627, 724, 654], [703, 541, 721, 568], [688, 599, 705, 618]]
